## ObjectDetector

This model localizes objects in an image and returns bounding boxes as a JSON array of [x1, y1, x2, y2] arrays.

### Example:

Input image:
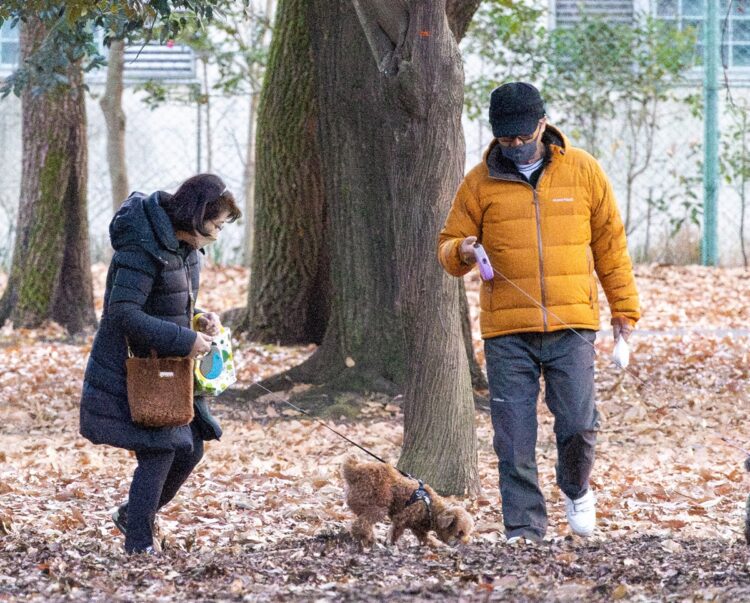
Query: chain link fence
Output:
[[0, 81, 250, 268], [1, 1, 749, 268], [462, 0, 750, 268]]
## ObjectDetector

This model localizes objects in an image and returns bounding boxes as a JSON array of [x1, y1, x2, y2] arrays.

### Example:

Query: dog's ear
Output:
[[437, 509, 458, 530]]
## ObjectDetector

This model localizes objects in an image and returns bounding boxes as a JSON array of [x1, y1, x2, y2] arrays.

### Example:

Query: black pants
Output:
[[124, 425, 204, 553], [485, 330, 599, 541]]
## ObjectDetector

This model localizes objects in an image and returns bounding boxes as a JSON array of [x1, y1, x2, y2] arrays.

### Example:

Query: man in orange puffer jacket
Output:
[[438, 82, 640, 544]]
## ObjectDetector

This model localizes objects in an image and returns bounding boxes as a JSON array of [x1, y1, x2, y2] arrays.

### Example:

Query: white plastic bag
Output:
[[612, 337, 630, 369]]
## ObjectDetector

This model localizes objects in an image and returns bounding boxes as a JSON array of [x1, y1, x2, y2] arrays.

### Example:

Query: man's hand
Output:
[[611, 316, 633, 342], [194, 312, 222, 337], [459, 236, 478, 265]]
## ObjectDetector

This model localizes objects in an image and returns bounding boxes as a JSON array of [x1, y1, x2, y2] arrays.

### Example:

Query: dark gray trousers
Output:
[[124, 425, 204, 553], [485, 330, 599, 540]]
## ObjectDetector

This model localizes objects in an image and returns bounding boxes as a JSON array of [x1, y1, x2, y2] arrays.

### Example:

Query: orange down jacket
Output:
[[438, 125, 640, 339]]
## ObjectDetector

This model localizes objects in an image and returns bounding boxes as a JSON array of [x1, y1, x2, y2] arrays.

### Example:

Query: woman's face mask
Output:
[[195, 212, 230, 248]]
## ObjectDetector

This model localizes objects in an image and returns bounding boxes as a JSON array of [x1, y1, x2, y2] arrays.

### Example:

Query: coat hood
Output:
[[109, 191, 179, 262]]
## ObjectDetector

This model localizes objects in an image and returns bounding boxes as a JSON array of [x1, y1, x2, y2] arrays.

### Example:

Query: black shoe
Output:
[[112, 504, 128, 536], [128, 545, 158, 556]]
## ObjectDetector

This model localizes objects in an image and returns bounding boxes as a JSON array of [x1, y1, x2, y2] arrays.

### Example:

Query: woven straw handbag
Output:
[[126, 350, 195, 428]]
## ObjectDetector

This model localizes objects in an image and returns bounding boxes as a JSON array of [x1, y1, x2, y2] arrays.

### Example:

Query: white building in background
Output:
[[462, 1, 750, 265], [0, 22, 249, 264], [553, 0, 750, 73]]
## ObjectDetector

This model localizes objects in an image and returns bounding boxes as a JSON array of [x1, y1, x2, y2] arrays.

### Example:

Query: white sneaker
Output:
[[564, 490, 596, 536], [506, 535, 540, 545]]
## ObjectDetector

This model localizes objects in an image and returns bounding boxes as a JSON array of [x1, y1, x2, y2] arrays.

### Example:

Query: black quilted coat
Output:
[[79, 192, 202, 452]]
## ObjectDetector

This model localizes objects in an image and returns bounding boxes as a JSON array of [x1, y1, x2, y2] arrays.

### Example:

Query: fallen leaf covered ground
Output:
[[0, 263, 748, 601]]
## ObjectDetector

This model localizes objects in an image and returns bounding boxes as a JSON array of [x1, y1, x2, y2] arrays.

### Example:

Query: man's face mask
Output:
[[497, 119, 544, 164], [499, 139, 539, 164]]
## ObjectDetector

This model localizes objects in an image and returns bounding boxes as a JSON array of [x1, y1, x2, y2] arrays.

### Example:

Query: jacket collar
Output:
[[484, 124, 567, 181]]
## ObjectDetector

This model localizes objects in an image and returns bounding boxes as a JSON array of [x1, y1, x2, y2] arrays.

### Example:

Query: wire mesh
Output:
[[0, 1, 749, 268]]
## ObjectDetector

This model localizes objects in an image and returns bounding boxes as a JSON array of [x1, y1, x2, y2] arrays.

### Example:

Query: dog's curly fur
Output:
[[342, 456, 474, 548]]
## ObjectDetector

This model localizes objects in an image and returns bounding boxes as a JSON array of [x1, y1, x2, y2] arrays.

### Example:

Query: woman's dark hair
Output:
[[160, 173, 242, 236]]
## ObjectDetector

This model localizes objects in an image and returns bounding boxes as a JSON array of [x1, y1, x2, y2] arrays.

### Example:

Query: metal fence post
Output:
[[702, 0, 719, 266]]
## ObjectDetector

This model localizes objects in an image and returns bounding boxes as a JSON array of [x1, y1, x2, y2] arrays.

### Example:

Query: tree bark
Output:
[[446, 0, 482, 40], [0, 17, 96, 334], [237, 0, 329, 344], [308, 0, 480, 495], [100, 38, 129, 211]]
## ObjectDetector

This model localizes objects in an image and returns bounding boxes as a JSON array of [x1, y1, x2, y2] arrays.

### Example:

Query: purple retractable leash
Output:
[[472, 243, 494, 281]]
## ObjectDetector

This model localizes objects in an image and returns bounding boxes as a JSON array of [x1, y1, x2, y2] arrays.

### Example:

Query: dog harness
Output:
[[407, 479, 433, 525]]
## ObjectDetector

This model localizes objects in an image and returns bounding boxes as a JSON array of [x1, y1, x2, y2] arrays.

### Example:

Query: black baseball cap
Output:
[[489, 82, 546, 138]]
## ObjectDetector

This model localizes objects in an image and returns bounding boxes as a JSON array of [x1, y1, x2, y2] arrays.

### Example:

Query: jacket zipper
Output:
[[586, 247, 594, 309], [185, 259, 195, 321], [487, 170, 549, 331], [486, 147, 553, 331], [531, 187, 548, 330]]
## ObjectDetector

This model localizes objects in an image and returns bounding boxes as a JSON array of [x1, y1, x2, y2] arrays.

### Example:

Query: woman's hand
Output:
[[194, 312, 222, 337], [190, 331, 214, 358]]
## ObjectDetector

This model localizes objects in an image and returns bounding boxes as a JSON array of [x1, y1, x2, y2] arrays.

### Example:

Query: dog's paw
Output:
[[424, 535, 448, 549]]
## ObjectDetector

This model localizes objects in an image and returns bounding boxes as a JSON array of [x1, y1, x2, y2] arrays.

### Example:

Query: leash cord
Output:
[[240, 266, 748, 466], [247, 381, 390, 466], [489, 267, 748, 454]]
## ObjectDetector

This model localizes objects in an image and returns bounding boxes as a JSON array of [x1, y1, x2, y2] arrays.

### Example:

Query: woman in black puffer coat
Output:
[[80, 173, 241, 554]]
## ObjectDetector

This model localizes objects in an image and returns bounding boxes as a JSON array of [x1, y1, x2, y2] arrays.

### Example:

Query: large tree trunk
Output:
[[236, 0, 329, 344], [100, 38, 129, 211], [0, 17, 96, 334], [306, 0, 480, 495], [238, 0, 483, 385]]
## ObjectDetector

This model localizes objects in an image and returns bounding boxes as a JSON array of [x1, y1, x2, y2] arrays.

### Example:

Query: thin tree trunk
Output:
[[100, 38, 129, 211], [0, 17, 96, 334], [242, 0, 275, 267], [202, 58, 212, 172], [242, 91, 259, 266], [741, 112, 748, 269], [237, 0, 329, 344], [460, 279, 487, 391]]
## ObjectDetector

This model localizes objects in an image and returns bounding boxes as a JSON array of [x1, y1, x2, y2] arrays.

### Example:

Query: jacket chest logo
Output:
[[551, 197, 574, 203]]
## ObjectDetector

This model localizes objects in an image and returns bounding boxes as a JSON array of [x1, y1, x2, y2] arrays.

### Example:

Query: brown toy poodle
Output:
[[342, 456, 474, 548]]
